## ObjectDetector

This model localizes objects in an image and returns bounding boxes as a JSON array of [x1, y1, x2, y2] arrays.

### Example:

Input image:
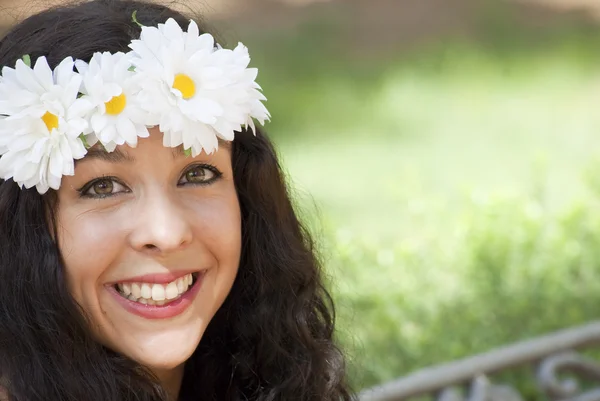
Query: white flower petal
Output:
[[139, 27, 164, 59], [32, 57, 54, 91], [74, 59, 89, 75], [246, 117, 256, 134], [70, 137, 87, 160], [54, 57, 76, 88], [49, 145, 67, 178], [116, 116, 138, 145], [28, 137, 50, 164], [180, 98, 222, 123], [100, 124, 117, 144], [68, 98, 94, 119], [100, 52, 115, 75], [163, 18, 184, 41], [22, 174, 39, 190], [126, 105, 151, 126], [13, 159, 38, 182], [47, 172, 62, 191], [0, 90, 37, 113], [162, 127, 182, 148], [36, 181, 50, 194], [11, 134, 39, 152], [1, 66, 16, 83], [15, 59, 44, 94], [61, 75, 83, 108], [136, 123, 150, 138], [0, 151, 18, 178], [212, 120, 237, 140], [197, 33, 215, 51], [103, 141, 118, 152], [66, 117, 88, 137], [83, 133, 99, 148], [91, 113, 109, 133], [7, 105, 44, 120], [185, 20, 201, 50], [58, 138, 76, 174]]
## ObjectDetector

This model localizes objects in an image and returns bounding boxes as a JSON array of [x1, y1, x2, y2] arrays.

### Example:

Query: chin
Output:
[[133, 345, 197, 372], [121, 326, 204, 371], [142, 356, 189, 372]]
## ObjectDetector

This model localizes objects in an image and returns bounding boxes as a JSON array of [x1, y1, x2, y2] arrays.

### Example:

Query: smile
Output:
[[108, 271, 205, 320], [114, 272, 198, 306]]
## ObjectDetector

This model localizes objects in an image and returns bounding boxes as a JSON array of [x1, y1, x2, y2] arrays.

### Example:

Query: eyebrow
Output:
[[168, 139, 231, 158], [75, 147, 134, 165], [76, 139, 231, 165]]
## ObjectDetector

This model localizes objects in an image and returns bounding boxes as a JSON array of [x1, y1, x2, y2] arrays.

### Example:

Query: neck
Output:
[[153, 364, 185, 401]]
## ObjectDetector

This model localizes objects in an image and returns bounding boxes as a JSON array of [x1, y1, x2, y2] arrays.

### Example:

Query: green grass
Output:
[[225, 4, 600, 395]]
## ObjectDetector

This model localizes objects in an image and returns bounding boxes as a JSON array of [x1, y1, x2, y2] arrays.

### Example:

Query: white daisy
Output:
[[76, 51, 151, 152], [0, 56, 92, 194], [128, 18, 270, 156]]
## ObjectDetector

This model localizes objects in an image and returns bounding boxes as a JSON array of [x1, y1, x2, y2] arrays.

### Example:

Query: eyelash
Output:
[[77, 163, 223, 199]]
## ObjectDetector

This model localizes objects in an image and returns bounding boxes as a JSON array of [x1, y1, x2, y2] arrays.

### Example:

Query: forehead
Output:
[[76, 136, 232, 165]]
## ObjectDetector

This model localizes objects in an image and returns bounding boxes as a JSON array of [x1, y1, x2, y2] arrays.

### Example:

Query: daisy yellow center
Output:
[[173, 74, 196, 99], [105, 93, 127, 115], [42, 111, 59, 132]]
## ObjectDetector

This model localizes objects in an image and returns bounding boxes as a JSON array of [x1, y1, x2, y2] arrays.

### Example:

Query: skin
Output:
[[54, 127, 242, 399]]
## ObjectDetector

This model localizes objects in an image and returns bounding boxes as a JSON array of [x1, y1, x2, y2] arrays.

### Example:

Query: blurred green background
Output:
[[203, 0, 600, 394]]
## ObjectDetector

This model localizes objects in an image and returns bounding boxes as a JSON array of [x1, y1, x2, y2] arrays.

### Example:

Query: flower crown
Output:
[[0, 15, 270, 194]]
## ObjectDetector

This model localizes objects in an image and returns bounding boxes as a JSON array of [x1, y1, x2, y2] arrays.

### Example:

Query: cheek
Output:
[[57, 212, 127, 300], [188, 192, 242, 264]]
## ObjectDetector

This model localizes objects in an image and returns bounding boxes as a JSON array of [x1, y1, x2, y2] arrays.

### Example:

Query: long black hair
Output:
[[0, 1, 354, 400]]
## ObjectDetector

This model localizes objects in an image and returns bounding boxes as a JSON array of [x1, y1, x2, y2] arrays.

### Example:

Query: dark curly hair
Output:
[[0, 1, 354, 400]]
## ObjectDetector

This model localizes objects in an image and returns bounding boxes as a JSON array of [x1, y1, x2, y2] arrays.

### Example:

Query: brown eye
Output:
[[179, 165, 220, 186], [80, 177, 128, 198], [186, 167, 208, 182], [92, 179, 113, 195]]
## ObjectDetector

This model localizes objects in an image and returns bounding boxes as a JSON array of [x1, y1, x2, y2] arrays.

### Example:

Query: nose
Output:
[[128, 190, 193, 255]]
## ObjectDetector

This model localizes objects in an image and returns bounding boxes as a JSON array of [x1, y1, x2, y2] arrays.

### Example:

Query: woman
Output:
[[0, 0, 353, 400]]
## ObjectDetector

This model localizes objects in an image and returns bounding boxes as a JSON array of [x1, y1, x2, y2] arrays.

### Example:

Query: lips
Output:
[[114, 272, 197, 306], [108, 270, 206, 319]]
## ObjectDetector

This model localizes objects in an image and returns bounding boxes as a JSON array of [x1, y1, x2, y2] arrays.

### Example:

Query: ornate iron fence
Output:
[[358, 322, 600, 401]]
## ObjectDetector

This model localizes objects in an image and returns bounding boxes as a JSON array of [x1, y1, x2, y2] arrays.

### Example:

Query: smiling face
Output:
[[55, 127, 241, 374]]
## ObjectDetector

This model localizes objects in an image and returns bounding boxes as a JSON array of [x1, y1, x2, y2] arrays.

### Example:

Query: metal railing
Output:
[[358, 321, 600, 401]]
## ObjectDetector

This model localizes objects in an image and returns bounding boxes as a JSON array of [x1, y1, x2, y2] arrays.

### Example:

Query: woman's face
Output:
[[55, 127, 241, 372]]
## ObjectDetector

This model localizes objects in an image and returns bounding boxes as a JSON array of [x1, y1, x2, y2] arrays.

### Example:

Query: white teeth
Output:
[[177, 277, 185, 293], [122, 283, 132, 296], [140, 283, 152, 299], [165, 282, 179, 299], [116, 273, 198, 306], [131, 283, 141, 298], [151, 284, 166, 301]]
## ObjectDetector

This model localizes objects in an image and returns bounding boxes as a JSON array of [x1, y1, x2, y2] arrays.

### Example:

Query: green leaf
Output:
[[128, 65, 136, 72], [78, 134, 90, 149], [131, 10, 143, 28], [22, 54, 31, 67], [184, 147, 192, 157]]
